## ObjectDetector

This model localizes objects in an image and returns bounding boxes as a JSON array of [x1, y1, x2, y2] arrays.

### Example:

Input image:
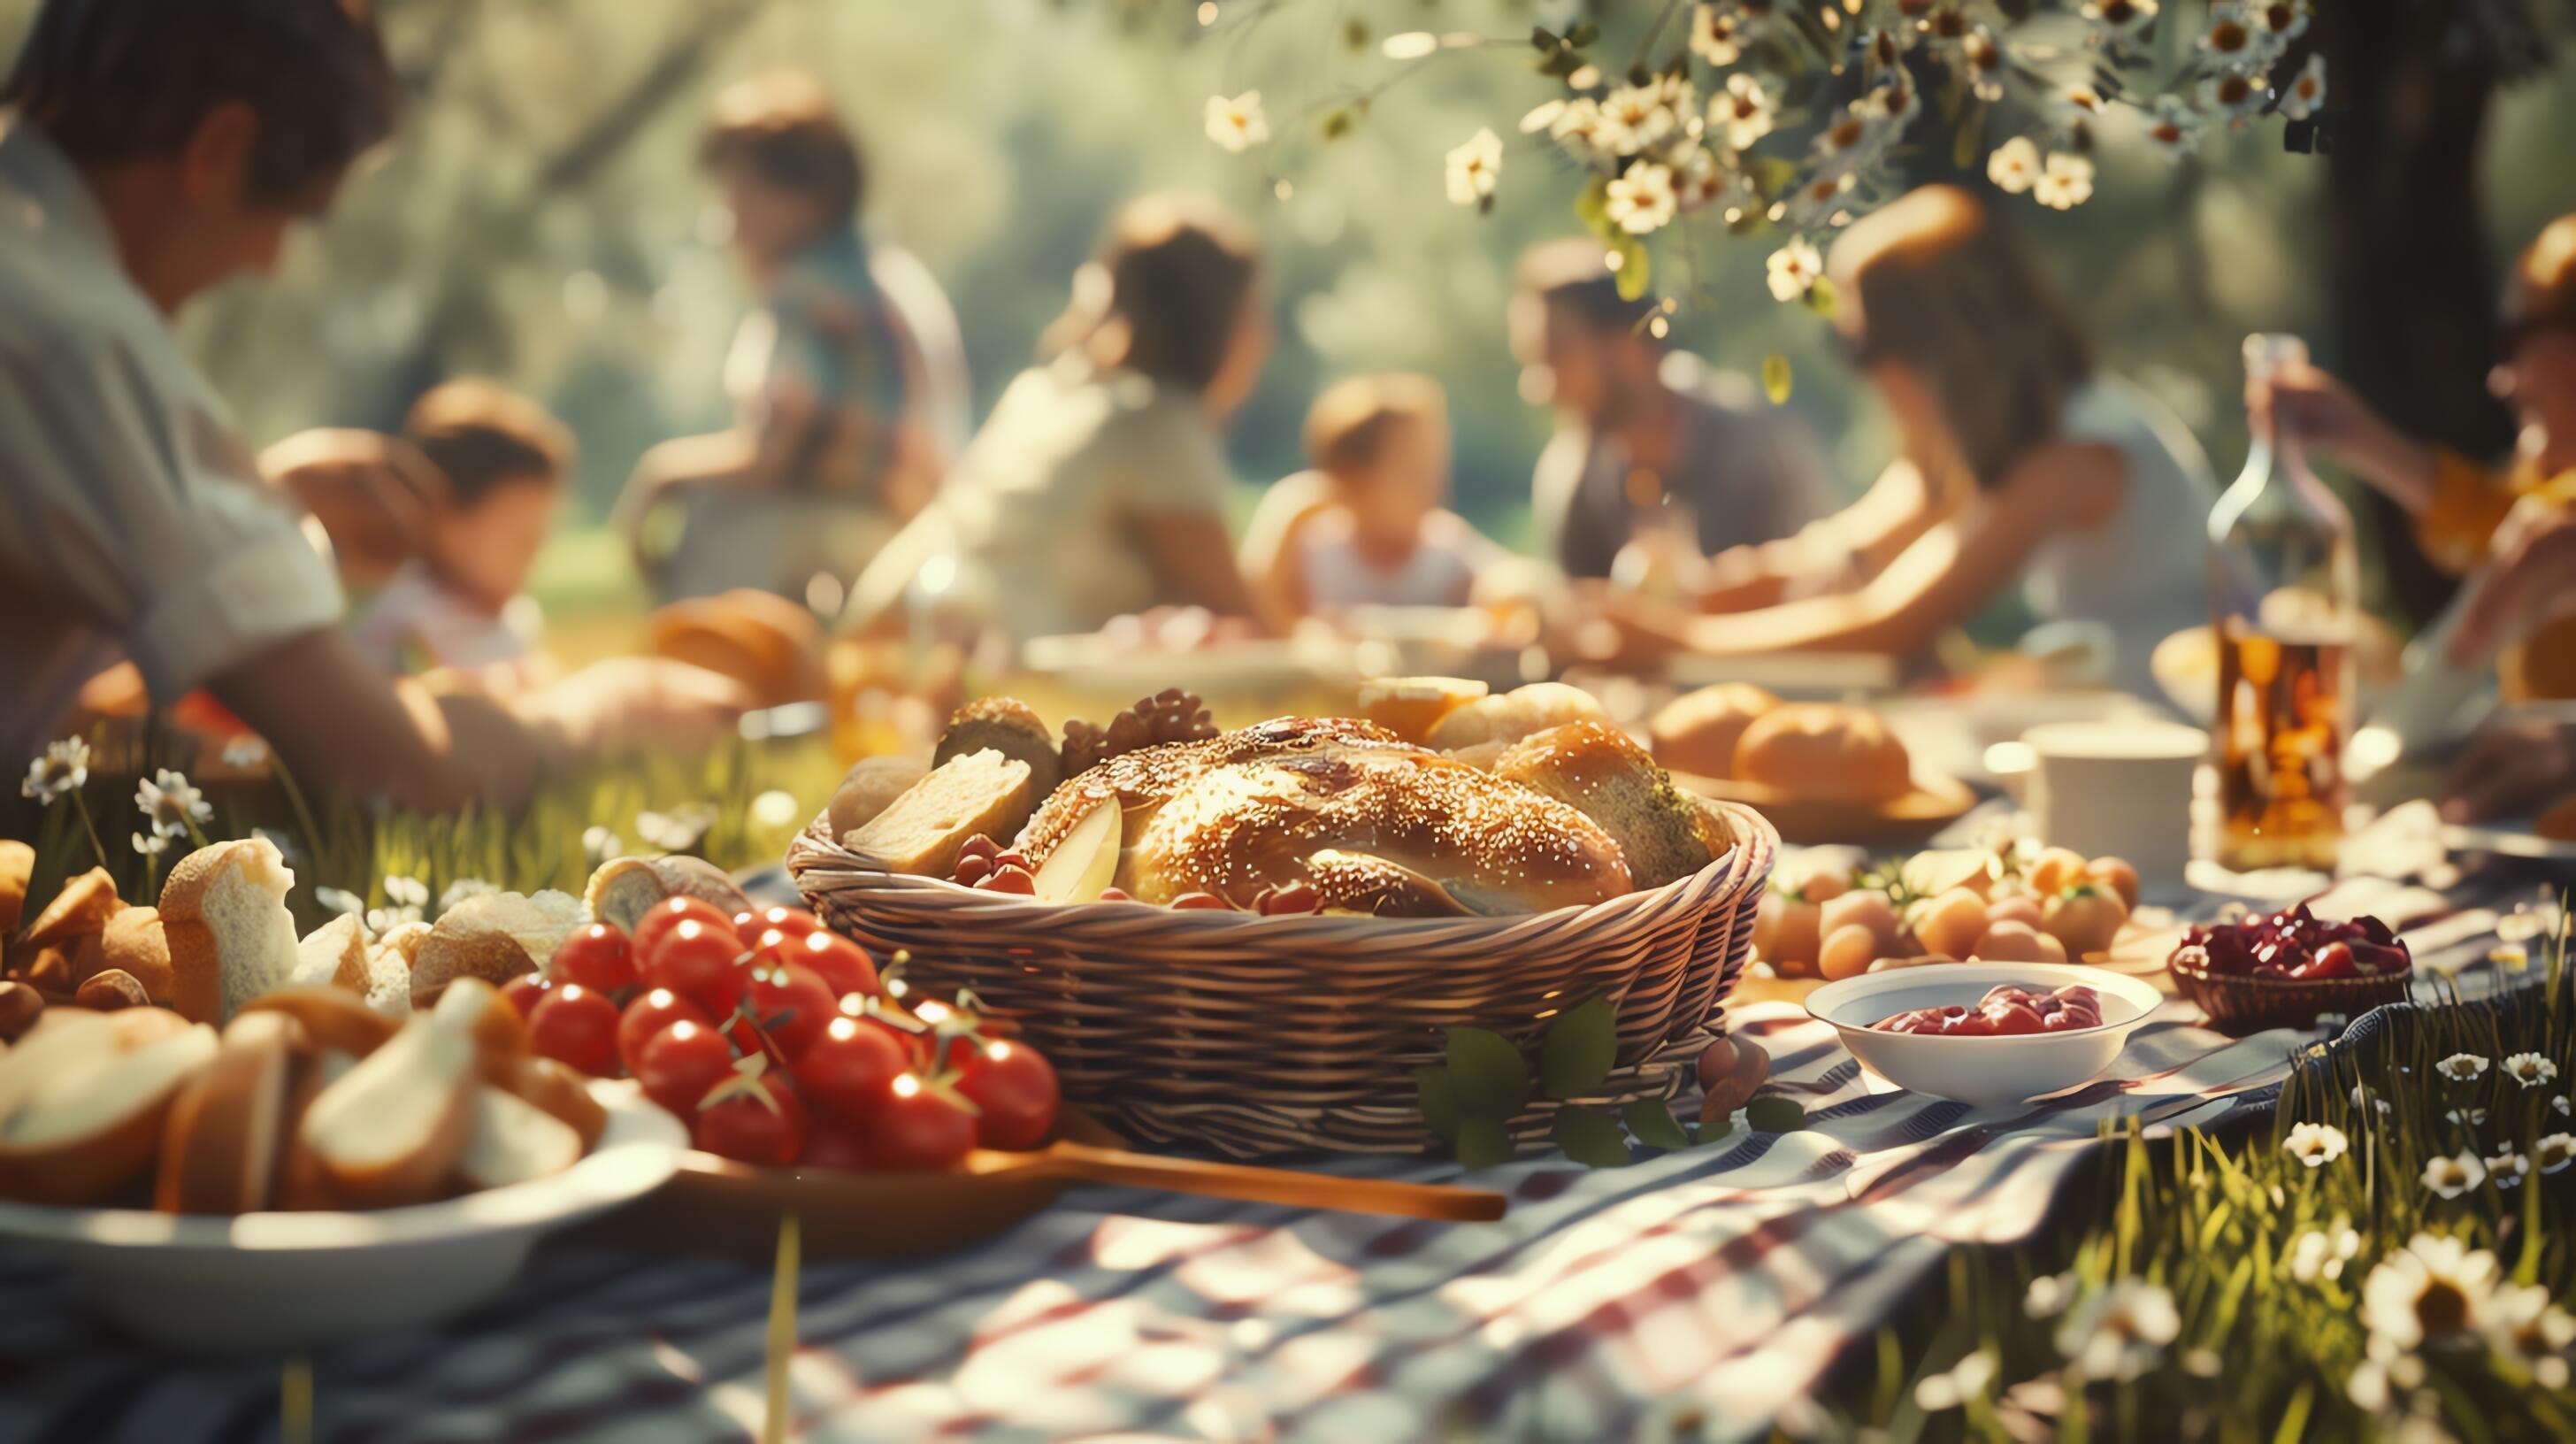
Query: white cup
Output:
[[2022, 719, 2210, 883]]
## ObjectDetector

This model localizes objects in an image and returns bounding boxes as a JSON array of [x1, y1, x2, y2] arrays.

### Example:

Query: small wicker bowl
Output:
[[788, 800, 1777, 1158], [2166, 954, 2412, 1034]]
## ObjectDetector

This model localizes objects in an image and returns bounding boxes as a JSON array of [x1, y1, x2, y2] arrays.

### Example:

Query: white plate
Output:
[[1804, 963, 2166, 1108], [0, 1080, 684, 1356]]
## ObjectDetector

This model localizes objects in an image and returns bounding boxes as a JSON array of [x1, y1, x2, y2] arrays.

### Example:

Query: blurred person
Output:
[[1240, 373, 1499, 620], [847, 193, 1271, 641], [2250, 211, 2576, 705], [1513, 237, 1836, 580], [619, 72, 969, 603], [0, 0, 748, 811], [1595, 185, 2221, 697], [348, 380, 571, 687]]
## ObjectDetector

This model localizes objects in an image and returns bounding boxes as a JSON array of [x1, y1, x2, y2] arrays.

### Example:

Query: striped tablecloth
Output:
[[0, 873, 2549, 1444]]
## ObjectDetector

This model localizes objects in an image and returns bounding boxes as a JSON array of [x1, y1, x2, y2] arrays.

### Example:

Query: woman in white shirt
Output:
[[1601, 184, 2220, 697]]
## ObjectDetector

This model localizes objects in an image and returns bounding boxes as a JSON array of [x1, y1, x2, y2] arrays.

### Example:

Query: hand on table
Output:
[[2442, 713, 2576, 823]]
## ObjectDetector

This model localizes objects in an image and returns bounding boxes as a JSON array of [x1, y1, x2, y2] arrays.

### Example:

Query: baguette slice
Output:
[[21, 866, 123, 949], [0, 1009, 119, 1127], [288, 914, 369, 995], [158, 839, 300, 1024], [155, 1010, 302, 1215], [295, 979, 488, 1208], [0, 1018, 218, 1206], [456, 1084, 584, 1190], [842, 749, 1032, 878], [240, 986, 401, 1060]]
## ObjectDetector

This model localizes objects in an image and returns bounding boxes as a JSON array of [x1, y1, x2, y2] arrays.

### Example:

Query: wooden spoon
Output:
[[982, 1139, 1508, 1222]]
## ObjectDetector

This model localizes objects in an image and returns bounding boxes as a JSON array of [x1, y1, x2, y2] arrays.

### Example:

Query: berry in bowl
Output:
[[2166, 905, 2411, 1033], [1804, 963, 2164, 1107]]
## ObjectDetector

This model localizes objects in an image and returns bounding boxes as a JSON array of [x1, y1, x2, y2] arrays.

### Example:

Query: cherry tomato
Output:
[[863, 1073, 978, 1170], [801, 1118, 870, 1171], [692, 1073, 809, 1167], [645, 917, 749, 1015], [734, 905, 824, 941], [839, 993, 932, 1064], [727, 962, 838, 1060], [757, 928, 878, 1002], [790, 1016, 909, 1122], [551, 922, 637, 993], [501, 973, 549, 1021], [955, 1038, 1060, 1150], [617, 987, 714, 1072], [634, 1019, 738, 1115], [527, 984, 622, 1077], [633, 896, 738, 962]]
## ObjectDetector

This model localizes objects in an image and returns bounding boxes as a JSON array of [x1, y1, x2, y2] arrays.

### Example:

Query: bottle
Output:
[[2205, 334, 2361, 871]]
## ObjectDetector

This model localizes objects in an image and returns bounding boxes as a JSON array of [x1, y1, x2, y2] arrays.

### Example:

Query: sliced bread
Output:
[[158, 838, 301, 1024], [583, 856, 750, 935], [155, 1010, 302, 1215], [842, 749, 1032, 878], [288, 914, 369, 995], [408, 890, 580, 1007]]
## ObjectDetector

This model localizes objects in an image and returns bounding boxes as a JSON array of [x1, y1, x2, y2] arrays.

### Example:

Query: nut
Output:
[[0, 980, 42, 1041], [75, 968, 150, 1011]]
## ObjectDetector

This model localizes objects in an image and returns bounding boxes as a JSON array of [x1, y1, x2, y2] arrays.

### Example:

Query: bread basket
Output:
[[788, 800, 1776, 1157]]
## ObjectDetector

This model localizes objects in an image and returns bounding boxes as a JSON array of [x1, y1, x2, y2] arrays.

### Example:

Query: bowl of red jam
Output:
[[1803, 963, 2165, 1106]]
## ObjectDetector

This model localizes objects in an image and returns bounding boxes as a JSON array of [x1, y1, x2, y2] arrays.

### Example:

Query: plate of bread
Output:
[[790, 678, 1777, 1158], [0, 842, 686, 1354], [1646, 684, 1977, 846]]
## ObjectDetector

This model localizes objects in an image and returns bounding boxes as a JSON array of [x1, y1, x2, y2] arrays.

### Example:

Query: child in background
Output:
[[1242, 373, 1498, 622], [350, 380, 572, 687]]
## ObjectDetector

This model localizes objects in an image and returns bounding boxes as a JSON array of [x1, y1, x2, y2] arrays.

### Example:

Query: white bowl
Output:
[[0, 1080, 684, 1356], [1804, 963, 2165, 1108]]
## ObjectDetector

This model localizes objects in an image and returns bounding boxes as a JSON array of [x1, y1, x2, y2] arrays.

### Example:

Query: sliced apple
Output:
[[296, 978, 485, 1208], [0, 1021, 218, 1205], [1034, 800, 1122, 904], [457, 1084, 584, 1190]]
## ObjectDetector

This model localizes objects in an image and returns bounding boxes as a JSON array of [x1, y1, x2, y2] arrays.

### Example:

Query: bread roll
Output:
[[158, 840, 301, 1025], [1648, 683, 1780, 779], [824, 755, 932, 841], [934, 697, 1061, 803], [1355, 677, 1489, 746], [646, 589, 821, 708], [844, 749, 1033, 878], [1731, 704, 1913, 803], [409, 890, 581, 1007], [1425, 682, 1607, 762], [1492, 723, 1716, 891], [1019, 716, 1416, 864]]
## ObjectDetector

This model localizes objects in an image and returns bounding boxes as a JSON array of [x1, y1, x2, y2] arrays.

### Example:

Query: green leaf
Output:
[[1565, 22, 1599, 48], [1539, 996, 1616, 1100], [1803, 275, 1838, 320], [1572, 174, 1612, 234], [1610, 235, 1651, 300], [1622, 1096, 1694, 1151], [1445, 1026, 1531, 1116], [1456, 1114, 1515, 1170], [1747, 1095, 1807, 1133], [1761, 353, 1792, 404], [1552, 1106, 1633, 1167], [1415, 1065, 1460, 1142], [1697, 1113, 1735, 1144], [1340, 17, 1368, 50]]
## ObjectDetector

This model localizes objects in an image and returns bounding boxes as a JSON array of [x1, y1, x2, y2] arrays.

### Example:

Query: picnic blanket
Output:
[[0, 873, 2549, 1444]]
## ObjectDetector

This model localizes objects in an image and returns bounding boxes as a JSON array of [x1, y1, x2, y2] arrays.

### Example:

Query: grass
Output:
[[1828, 911, 2576, 1443]]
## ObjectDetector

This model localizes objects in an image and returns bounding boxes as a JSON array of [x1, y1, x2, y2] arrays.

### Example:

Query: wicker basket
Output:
[[2167, 953, 2413, 1035], [788, 800, 1776, 1157]]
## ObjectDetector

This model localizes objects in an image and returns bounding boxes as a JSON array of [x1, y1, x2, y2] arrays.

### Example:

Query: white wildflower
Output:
[[22, 736, 91, 804], [2348, 1340, 2426, 1412], [1690, 4, 1746, 66], [1672, 147, 1741, 212], [2537, 1133, 2575, 1175], [2278, 54, 2327, 121], [1766, 237, 1823, 302], [1986, 135, 2042, 194], [582, 826, 624, 869], [2289, 1225, 2362, 1283], [2437, 1054, 2490, 1083], [135, 768, 211, 840], [314, 887, 366, 918], [2490, 1284, 2576, 1389], [1204, 92, 1269, 152], [1912, 1348, 1997, 1411], [2198, 12, 2260, 65], [637, 803, 717, 854], [1961, 27, 2005, 103], [2025, 1271, 2074, 1318], [1854, 73, 1920, 136], [2504, 1053, 2558, 1088], [2142, 94, 2201, 157], [2053, 1278, 2181, 1382], [385, 874, 429, 909], [2248, 0, 2311, 47], [2445, 1107, 2489, 1128], [1445, 127, 1503, 207], [2032, 152, 2096, 211], [2079, 0, 2158, 41], [132, 832, 167, 857], [1783, 169, 1858, 227], [2420, 1150, 2487, 1200], [1598, 82, 1679, 157], [2201, 71, 2266, 120], [2283, 1122, 2349, 1168], [2489, 1149, 2531, 1189], [2558, 1095, 2571, 1117], [220, 735, 271, 769], [1548, 96, 1609, 167], [2361, 1233, 2500, 1350], [750, 788, 804, 831], [1713, 73, 1777, 150], [1811, 109, 1877, 166], [1605, 162, 1677, 234]]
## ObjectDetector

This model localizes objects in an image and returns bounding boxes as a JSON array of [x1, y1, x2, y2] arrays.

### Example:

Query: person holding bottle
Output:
[[1591, 184, 2222, 700]]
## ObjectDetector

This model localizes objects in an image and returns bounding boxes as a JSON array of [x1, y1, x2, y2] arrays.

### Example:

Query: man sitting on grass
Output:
[[0, 0, 748, 810]]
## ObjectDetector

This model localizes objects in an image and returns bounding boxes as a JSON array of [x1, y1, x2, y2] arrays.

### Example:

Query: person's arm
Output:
[[1611, 442, 2119, 659], [1237, 472, 1336, 632], [2250, 358, 2440, 511], [208, 628, 534, 813], [1690, 457, 1945, 613]]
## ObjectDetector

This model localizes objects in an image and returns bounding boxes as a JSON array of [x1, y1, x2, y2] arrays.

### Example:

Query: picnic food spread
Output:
[[1870, 982, 2105, 1037], [1754, 841, 2140, 980]]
